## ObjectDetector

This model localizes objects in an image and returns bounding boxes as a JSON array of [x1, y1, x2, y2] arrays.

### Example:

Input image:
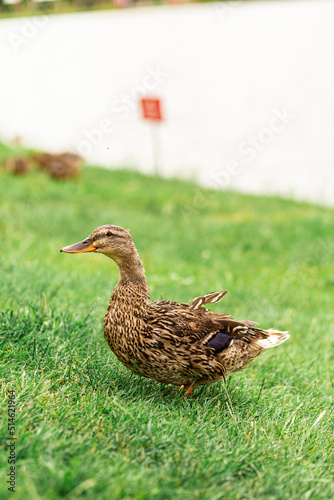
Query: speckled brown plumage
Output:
[[61, 225, 289, 395]]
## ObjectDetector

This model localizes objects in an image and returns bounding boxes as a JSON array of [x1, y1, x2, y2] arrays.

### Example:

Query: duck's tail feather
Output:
[[255, 329, 290, 349]]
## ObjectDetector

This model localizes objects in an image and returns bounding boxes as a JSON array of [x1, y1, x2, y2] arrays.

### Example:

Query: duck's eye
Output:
[[106, 231, 113, 237]]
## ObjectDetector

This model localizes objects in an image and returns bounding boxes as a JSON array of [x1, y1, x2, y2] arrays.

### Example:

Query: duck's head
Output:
[[61, 225, 147, 285], [60, 225, 136, 262]]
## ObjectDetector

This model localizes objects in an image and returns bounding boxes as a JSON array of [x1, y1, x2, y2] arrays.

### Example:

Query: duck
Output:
[[61, 225, 289, 396], [4, 156, 30, 175], [33, 152, 82, 179]]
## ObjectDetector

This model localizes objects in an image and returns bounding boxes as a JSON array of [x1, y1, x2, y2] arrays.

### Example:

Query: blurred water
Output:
[[1, 1, 334, 206]]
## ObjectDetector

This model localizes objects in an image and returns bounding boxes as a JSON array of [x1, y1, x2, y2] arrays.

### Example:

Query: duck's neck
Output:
[[113, 252, 149, 297]]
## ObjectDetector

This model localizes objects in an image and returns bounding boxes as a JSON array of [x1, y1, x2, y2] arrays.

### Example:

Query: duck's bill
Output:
[[60, 239, 96, 254]]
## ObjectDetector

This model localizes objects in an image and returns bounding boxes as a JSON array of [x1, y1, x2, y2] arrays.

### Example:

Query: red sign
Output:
[[140, 98, 163, 121]]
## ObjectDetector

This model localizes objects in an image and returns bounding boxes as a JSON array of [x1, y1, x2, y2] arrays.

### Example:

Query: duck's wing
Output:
[[148, 290, 289, 350], [148, 291, 257, 344], [151, 290, 229, 314], [189, 291, 259, 326]]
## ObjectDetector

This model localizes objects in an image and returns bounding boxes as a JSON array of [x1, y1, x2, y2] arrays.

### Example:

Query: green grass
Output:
[[1, 141, 334, 499]]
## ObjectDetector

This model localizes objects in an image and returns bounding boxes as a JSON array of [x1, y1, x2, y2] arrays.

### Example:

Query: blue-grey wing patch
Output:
[[207, 331, 233, 353]]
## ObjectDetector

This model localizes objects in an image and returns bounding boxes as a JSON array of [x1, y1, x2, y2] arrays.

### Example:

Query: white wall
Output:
[[1, 1, 334, 206]]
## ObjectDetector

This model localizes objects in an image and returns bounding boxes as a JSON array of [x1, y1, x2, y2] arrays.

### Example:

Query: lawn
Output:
[[1, 141, 333, 499]]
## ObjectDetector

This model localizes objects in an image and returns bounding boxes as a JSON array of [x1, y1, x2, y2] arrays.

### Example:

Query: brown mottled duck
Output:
[[4, 156, 30, 175], [61, 225, 289, 396], [33, 152, 82, 179]]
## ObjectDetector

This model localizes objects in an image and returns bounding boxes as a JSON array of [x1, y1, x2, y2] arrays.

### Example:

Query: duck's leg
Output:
[[183, 384, 195, 397]]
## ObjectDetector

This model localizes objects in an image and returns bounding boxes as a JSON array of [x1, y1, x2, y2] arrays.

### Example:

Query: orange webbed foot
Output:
[[180, 384, 195, 397]]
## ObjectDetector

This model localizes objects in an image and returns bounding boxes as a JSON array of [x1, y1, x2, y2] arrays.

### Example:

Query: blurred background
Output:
[[1, 0, 334, 205]]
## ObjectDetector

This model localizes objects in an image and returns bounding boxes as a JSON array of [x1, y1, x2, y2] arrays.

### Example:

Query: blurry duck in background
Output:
[[33, 152, 82, 179], [4, 156, 30, 175], [61, 225, 289, 397]]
